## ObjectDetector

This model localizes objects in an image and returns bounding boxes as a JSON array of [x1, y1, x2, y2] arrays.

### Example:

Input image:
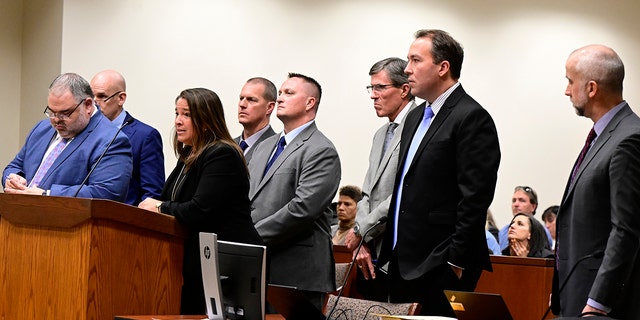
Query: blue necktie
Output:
[[263, 136, 286, 176], [239, 140, 249, 152], [393, 106, 434, 248]]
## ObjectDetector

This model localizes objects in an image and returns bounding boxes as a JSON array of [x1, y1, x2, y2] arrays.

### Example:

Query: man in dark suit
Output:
[[235, 77, 276, 164], [3, 73, 132, 201], [377, 29, 501, 316], [248, 73, 341, 311], [91, 70, 164, 205], [551, 45, 640, 319]]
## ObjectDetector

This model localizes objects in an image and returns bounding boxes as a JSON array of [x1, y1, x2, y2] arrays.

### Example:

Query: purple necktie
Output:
[[30, 138, 69, 187], [571, 128, 597, 182], [263, 136, 286, 177]]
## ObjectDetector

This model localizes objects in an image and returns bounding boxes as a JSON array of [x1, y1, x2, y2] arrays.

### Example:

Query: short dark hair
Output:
[[541, 205, 559, 222], [414, 29, 464, 80], [339, 185, 362, 203], [288, 72, 322, 108], [246, 77, 277, 102]]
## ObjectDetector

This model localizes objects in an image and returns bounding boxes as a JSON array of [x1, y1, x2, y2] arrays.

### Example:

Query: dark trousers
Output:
[[388, 252, 482, 316]]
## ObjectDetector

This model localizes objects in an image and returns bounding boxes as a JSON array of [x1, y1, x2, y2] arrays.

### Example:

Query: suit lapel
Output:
[[251, 123, 316, 198], [404, 87, 464, 175], [374, 101, 418, 183], [561, 104, 633, 206], [42, 112, 103, 184]]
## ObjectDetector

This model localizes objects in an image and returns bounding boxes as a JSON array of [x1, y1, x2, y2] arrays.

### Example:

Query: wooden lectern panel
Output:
[[476, 255, 555, 320], [0, 194, 186, 320]]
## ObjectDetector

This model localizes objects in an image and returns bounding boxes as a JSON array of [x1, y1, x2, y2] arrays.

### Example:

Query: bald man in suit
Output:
[[552, 44, 640, 319], [248, 73, 341, 311]]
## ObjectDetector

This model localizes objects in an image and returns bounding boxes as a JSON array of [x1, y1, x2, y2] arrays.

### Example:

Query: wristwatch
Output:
[[353, 223, 361, 237], [155, 202, 162, 213]]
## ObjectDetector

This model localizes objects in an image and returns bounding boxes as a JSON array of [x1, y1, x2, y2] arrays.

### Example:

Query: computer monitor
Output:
[[200, 232, 267, 320], [200, 233, 224, 320]]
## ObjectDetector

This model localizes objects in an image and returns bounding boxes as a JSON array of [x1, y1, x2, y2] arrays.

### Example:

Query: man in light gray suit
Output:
[[235, 77, 277, 163], [345, 58, 417, 299], [248, 73, 341, 310], [551, 44, 640, 319]]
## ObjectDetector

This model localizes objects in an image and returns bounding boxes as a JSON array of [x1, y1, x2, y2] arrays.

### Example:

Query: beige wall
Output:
[[0, 0, 23, 171], [6, 0, 640, 227]]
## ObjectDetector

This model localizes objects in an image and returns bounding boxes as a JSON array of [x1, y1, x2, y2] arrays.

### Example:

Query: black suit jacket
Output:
[[160, 142, 263, 314], [379, 85, 500, 280]]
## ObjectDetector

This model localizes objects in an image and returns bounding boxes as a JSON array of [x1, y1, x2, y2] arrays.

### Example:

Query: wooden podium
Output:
[[476, 255, 555, 320], [0, 194, 186, 319]]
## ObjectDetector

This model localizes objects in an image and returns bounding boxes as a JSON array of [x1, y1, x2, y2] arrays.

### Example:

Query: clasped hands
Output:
[[509, 238, 530, 257], [3, 173, 45, 195]]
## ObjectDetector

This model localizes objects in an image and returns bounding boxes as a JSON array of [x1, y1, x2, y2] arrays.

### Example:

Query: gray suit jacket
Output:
[[554, 103, 640, 318], [234, 125, 276, 164], [356, 101, 418, 254], [248, 122, 341, 292]]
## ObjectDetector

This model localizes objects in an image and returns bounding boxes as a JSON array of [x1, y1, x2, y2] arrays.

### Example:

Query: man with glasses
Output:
[[91, 70, 164, 205], [498, 185, 553, 251], [3, 73, 132, 201], [344, 57, 417, 301]]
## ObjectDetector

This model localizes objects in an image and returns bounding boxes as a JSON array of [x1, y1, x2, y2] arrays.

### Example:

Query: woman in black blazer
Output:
[[139, 87, 262, 314]]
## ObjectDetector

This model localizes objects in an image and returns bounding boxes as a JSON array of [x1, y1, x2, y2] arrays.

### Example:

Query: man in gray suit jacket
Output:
[[345, 58, 417, 296], [248, 73, 341, 310], [235, 77, 277, 163], [552, 44, 640, 319]]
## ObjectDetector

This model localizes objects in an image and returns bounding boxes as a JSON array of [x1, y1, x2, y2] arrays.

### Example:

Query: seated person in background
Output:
[[3, 73, 132, 200], [486, 209, 501, 255], [332, 185, 363, 245], [502, 213, 553, 258], [138, 88, 262, 315], [499, 185, 553, 250], [486, 209, 499, 241], [541, 205, 558, 249]]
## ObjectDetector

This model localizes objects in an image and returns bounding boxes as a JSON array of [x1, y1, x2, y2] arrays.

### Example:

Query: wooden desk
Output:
[[476, 255, 554, 320]]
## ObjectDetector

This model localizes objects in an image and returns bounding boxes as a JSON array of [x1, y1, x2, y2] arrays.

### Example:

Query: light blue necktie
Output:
[[393, 106, 434, 248]]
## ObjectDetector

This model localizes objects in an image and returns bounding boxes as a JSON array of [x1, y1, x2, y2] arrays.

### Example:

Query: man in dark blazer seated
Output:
[[234, 77, 277, 164], [91, 70, 165, 205], [3, 73, 132, 201], [551, 45, 640, 319], [377, 29, 501, 316], [248, 73, 341, 311]]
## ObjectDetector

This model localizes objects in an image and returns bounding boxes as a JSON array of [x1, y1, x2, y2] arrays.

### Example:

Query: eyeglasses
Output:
[[516, 186, 533, 193], [44, 99, 85, 120], [366, 84, 396, 94], [515, 185, 538, 202], [95, 91, 122, 103]]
